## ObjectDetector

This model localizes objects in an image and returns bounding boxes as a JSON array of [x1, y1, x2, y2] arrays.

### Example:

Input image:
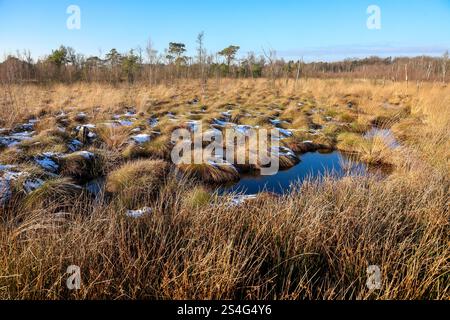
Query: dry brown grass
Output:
[[122, 135, 172, 160], [106, 159, 170, 207], [0, 79, 448, 300], [173, 146, 241, 184], [0, 163, 447, 300], [96, 125, 131, 151], [59, 151, 105, 182]]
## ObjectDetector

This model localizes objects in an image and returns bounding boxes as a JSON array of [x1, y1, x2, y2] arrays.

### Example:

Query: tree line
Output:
[[1, 34, 448, 85]]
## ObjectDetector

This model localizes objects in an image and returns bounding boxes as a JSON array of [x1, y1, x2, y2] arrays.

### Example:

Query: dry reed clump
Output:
[[158, 121, 189, 136], [227, 145, 260, 173], [337, 132, 366, 153], [282, 137, 319, 153], [0, 165, 48, 208], [238, 116, 272, 128], [59, 150, 105, 182], [336, 132, 394, 165], [226, 145, 300, 172], [370, 106, 411, 128], [280, 108, 310, 129], [0, 148, 24, 164], [270, 150, 300, 170], [142, 135, 172, 159], [348, 119, 372, 134], [176, 161, 240, 184], [96, 125, 131, 151], [122, 135, 172, 160], [182, 185, 214, 209], [106, 159, 170, 207], [174, 148, 240, 183], [18, 129, 70, 155], [23, 177, 83, 211], [390, 117, 425, 145], [121, 143, 149, 160]]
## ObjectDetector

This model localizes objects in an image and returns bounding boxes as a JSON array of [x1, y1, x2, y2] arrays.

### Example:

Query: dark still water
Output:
[[219, 151, 367, 195]]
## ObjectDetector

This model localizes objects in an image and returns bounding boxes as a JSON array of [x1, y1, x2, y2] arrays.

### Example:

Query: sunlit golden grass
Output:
[[237, 115, 270, 127], [106, 159, 170, 208], [337, 132, 395, 165], [59, 150, 104, 182], [173, 148, 239, 183], [282, 136, 321, 153], [122, 135, 172, 160], [337, 132, 367, 153], [291, 115, 310, 130], [0, 163, 447, 300], [142, 135, 172, 159], [276, 153, 300, 170], [176, 161, 240, 184], [182, 185, 214, 209], [18, 129, 70, 155], [96, 125, 130, 151], [24, 177, 82, 211], [0, 78, 448, 300]]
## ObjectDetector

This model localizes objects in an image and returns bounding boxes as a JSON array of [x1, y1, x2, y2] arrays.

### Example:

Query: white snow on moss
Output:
[[23, 178, 44, 193], [230, 194, 258, 206], [34, 153, 60, 172], [126, 207, 152, 218], [68, 139, 83, 152], [131, 134, 151, 144], [148, 118, 159, 128], [75, 151, 95, 160]]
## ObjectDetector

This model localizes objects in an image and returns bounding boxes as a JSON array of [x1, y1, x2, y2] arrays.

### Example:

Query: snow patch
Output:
[[76, 151, 95, 160], [229, 194, 258, 206], [271, 146, 297, 159], [148, 118, 159, 128], [0, 166, 39, 205], [274, 128, 293, 138], [126, 207, 152, 218], [68, 139, 83, 152], [117, 119, 135, 126], [131, 134, 151, 144], [23, 178, 44, 193], [207, 156, 236, 168], [76, 124, 96, 130], [0, 131, 35, 148], [34, 152, 60, 173]]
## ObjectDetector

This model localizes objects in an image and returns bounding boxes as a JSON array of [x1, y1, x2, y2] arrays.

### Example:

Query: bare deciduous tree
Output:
[[145, 38, 158, 86], [442, 51, 448, 84], [196, 32, 207, 93]]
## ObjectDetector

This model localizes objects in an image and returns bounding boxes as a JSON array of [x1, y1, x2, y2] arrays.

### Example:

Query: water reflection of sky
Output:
[[220, 151, 367, 195]]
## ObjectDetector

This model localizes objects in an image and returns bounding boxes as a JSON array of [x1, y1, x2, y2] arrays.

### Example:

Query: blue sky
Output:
[[1, 0, 449, 61]]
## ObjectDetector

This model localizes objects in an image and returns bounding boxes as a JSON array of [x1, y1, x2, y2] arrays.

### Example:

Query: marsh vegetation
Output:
[[0, 79, 448, 299]]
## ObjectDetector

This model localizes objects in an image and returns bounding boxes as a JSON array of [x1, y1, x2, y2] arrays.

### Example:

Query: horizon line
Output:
[[1, 44, 449, 64]]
